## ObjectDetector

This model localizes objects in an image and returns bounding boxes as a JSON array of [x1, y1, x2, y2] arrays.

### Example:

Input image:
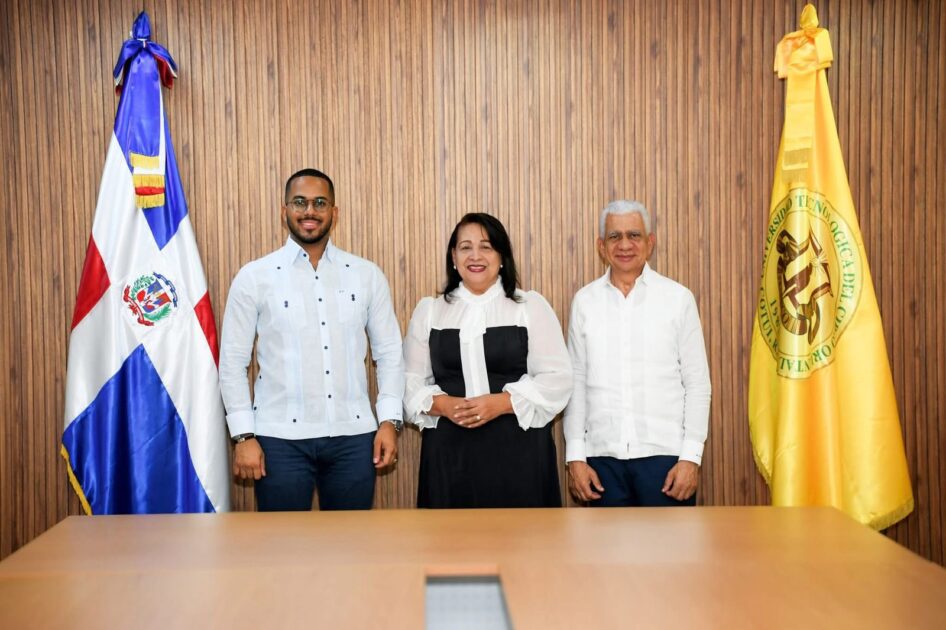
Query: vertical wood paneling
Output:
[[932, 0, 946, 565], [2, 0, 945, 566], [0, 0, 15, 561]]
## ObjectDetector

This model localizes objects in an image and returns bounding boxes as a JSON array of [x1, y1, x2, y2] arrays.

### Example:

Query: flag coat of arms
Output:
[[747, 5, 913, 530], [62, 12, 230, 514]]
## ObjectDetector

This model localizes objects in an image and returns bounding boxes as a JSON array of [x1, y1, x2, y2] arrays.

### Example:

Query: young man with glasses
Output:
[[219, 168, 404, 511]]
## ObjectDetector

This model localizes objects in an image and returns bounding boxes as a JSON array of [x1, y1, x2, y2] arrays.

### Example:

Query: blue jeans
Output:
[[255, 432, 376, 511], [587, 455, 696, 507]]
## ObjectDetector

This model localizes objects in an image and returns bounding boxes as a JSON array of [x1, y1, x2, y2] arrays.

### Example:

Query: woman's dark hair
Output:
[[443, 213, 521, 302]]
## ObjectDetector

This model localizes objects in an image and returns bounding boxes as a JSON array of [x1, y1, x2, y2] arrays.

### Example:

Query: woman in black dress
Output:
[[403, 213, 572, 508]]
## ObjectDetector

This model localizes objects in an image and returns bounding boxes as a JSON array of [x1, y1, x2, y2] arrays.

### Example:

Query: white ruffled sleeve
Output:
[[402, 297, 446, 430], [503, 291, 573, 429]]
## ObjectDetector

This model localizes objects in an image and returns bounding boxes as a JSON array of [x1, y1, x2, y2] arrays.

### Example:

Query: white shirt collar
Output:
[[453, 278, 506, 304], [602, 262, 654, 290], [281, 237, 337, 266]]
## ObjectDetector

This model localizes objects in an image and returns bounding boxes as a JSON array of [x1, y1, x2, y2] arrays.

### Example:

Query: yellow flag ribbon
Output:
[[775, 5, 833, 184]]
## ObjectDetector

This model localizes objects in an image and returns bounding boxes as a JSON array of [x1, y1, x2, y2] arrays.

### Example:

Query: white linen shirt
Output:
[[219, 238, 404, 439], [564, 264, 711, 464], [403, 280, 572, 430]]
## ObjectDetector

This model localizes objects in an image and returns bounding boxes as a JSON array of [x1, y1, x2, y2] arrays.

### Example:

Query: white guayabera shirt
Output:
[[564, 264, 711, 464], [219, 238, 404, 439]]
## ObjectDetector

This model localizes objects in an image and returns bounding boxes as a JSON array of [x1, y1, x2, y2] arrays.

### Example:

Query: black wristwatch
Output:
[[382, 419, 404, 432], [232, 432, 256, 444]]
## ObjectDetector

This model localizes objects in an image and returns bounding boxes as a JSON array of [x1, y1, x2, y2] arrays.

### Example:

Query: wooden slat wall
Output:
[[1, 0, 943, 564]]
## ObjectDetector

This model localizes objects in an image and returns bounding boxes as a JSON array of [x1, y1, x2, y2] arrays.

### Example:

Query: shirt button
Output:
[[292, 418, 297, 423], [356, 415, 360, 419], [324, 345, 328, 350], [318, 298, 322, 302], [325, 370, 330, 375], [328, 394, 332, 399], [321, 321, 325, 325]]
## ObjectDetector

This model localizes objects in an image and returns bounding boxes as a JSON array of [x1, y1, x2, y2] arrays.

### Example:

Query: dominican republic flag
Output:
[[62, 12, 230, 514]]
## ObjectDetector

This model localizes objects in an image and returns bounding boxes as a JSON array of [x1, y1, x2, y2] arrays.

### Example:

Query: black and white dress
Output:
[[403, 280, 573, 508]]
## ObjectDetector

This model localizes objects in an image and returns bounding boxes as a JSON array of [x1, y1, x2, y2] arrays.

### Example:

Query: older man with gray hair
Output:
[[564, 200, 711, 506]]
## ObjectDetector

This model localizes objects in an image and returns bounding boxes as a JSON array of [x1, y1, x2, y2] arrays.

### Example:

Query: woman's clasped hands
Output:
[[430, 392, 513, 429]]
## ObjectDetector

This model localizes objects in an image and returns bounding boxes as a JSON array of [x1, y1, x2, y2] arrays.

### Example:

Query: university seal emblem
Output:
[[122, 272, 179, 327], [758, 189, 862, 378]]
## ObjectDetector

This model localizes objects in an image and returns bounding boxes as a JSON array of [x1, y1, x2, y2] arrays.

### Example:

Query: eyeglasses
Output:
[[287, 196, 332, 213]]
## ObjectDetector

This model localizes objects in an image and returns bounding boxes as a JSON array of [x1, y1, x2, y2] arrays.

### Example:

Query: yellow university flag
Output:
[[748, 4, 913, 530]]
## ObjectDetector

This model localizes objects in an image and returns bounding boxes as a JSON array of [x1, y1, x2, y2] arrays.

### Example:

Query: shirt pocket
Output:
[[644, 416, 684, 448], [347, 400, 375, 424], [336, 286, 362, 325], [266, 293, 304, 333], [642, 309, 678, 357], [583, 325, 611, 387], [585, 413, 617, 448]]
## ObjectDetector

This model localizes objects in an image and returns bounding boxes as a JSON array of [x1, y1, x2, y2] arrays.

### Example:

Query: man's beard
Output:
[[288, 215, 333, 245]]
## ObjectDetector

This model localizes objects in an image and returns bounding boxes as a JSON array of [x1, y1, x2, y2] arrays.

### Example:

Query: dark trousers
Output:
[[255, 432, 376, 511], [587, 455, 696, 507]]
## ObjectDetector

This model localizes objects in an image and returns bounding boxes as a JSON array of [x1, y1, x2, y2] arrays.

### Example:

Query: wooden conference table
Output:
[[0, 506, 944, 628]]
